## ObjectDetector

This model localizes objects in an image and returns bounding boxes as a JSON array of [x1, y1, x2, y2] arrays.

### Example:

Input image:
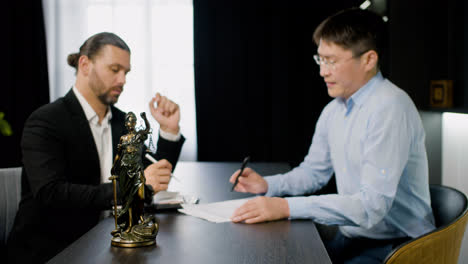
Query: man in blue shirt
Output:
[[230, 8, 435, 263]]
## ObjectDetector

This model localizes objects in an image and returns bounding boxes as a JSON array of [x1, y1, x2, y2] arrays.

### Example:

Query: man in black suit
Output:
[[7, 32, 185, 263]]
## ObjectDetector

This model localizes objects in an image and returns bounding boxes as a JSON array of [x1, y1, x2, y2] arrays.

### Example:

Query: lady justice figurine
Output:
[[109, 112, 158, 247]]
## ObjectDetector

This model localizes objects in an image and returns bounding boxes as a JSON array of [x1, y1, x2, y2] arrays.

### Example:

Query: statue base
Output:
[[111, 236, 156, 248], [111, 218, 158, 248]]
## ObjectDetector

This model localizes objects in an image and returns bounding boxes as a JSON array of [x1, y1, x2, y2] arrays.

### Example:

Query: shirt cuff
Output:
[[285, 196, 317, 219], [264, 174, 282, 197], [159, 129, 181, 142]]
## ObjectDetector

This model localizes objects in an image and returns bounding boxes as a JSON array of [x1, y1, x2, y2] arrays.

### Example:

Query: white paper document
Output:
[[152, 191, 199, 210], [153, 191, 184, 205], [178, 198, 251, 223]]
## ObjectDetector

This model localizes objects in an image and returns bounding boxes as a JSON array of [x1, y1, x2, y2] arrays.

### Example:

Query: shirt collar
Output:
[[337, 71, 383, 115], [72, 86, 112, 125], [349, 71, 383, 107]]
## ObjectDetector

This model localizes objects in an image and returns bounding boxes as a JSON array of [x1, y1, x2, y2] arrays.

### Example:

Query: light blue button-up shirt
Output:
[[265, 72, 435, 239]]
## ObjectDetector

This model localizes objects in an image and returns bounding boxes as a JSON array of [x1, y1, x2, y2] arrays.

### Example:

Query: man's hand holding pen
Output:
[[144, 159, 173, 193], [229, 167, 268, 194], [229, 163, 290, 224]]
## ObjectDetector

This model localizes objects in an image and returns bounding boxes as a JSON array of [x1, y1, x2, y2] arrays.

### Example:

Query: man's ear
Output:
[[362, 50, 378, 72], [78, 55, 91, 76]]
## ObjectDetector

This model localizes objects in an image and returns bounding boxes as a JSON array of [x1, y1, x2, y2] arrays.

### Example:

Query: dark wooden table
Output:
[[48, 161, 331, 263]]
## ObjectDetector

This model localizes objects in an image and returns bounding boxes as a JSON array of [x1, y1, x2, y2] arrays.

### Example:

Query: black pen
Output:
[[231, 156, 250, 192]]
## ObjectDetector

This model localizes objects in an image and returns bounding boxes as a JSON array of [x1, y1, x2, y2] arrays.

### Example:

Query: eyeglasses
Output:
[[313, 51, 368, 70]]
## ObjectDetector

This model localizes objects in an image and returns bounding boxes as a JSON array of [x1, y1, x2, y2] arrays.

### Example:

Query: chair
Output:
[[383, 184, 468, 264], [0, 167, 22, 246]]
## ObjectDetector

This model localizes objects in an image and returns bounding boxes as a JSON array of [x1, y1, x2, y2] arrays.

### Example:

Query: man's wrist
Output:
[[281, 197, 290, 218], [160, 125, 179, 135], [144, 184, 155, 203], [159, 128, 181, 142]]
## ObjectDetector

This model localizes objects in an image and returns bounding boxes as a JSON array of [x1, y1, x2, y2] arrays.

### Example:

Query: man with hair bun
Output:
[[7, 32, 185, 263], [229, 8, 435, 263]]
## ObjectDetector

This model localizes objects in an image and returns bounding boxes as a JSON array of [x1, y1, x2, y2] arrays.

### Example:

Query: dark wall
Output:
[[0, 0, 50, 168], [387, 0, 464, 109], [420, 111, 442, 184], [194, 0, 361, 165], [2, 0, 461, 172], [461, 0, 468, 107], [387, 0, 467, 184]]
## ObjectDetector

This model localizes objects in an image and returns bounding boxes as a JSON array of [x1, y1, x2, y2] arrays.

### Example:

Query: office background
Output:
[[1, 0, 468, 262]]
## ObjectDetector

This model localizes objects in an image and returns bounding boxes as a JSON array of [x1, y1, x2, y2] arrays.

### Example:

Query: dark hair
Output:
[[313, 8, 386, 59], [67, 32, 130, 70]]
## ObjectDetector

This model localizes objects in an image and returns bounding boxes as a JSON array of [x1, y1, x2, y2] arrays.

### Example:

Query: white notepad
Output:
[[153, 191, 184, 205], [152, 191, 199, 210], [178, 198, 251, 223]]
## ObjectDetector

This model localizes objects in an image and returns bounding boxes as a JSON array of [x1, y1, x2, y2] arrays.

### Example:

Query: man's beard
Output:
[[98, 91, 118, 106], [89, 69, 122, 106]]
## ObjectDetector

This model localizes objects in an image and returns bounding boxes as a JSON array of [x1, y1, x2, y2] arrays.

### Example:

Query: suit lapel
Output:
[[63, 89, 101, 174], [110, 106, 126, 158], [62, 90, 127, 177]]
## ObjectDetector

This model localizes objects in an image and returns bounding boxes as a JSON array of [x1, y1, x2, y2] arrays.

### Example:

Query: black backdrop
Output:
[[1, 0, 363, 168], [0, 0, 49, 168], [194, 0, 361, 166]]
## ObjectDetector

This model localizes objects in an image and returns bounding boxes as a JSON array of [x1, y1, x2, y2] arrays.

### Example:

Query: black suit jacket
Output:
[[7, 90, 185, 263]]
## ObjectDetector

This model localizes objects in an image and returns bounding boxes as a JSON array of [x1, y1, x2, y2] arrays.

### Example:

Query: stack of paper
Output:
[[152, 191, 199, 210], [178, 198, 251, 223], [153, 191, 184, 205]]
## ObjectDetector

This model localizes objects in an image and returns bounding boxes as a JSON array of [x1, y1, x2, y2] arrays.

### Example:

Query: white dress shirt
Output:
[[72, 87, 181, 184], [73, 87, 113, 183]]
